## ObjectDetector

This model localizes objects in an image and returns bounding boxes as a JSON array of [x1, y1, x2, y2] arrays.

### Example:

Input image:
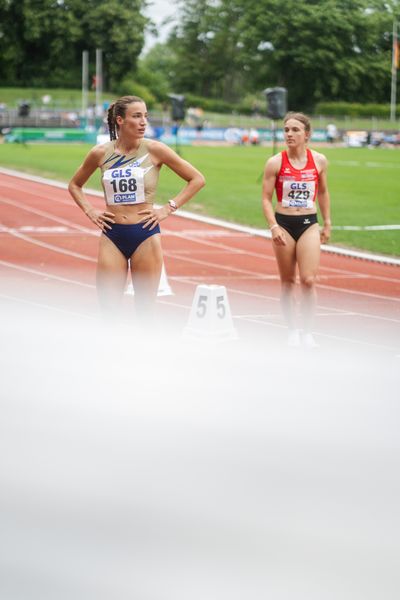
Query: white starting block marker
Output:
[[183, 284, 238, 340], [125, 262, 173, 297]]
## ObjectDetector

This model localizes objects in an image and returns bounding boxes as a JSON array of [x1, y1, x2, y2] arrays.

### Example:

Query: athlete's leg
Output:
[[296, 224, 320, 333], [130, 233, 163, 319], [272, 233, 297, 330], [96, 234, 128, 314]]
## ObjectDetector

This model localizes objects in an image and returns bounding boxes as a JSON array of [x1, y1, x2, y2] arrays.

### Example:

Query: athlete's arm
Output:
[[138, 141, 206, 230], [68, 145, 115, 231], [262, 154, 286, 246], [316, 153, 331, 244]]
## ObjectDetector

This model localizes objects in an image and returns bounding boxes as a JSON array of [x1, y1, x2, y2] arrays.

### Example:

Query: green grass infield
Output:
[[0, 142, 399, 257]]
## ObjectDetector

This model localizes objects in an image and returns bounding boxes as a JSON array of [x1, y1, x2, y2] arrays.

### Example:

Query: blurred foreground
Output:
[[0, 302, 399, 600]]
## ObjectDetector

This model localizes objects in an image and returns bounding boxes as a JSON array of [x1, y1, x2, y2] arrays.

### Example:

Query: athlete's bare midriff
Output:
[[275, 206, 318, 216], [99, 140, 160, 223], [104, 202, 154, 224]]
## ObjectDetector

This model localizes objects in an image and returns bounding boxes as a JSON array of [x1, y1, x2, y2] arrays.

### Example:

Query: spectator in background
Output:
[[241, 129, 250, 145], [326, 123, 338, 144], [249, 128, 260, 145]]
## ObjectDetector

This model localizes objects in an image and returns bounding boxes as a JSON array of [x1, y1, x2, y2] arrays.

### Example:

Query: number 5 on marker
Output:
[[197, 295, 226, 319], [197, 295, 208, 318], [216, 296, 226, 318]]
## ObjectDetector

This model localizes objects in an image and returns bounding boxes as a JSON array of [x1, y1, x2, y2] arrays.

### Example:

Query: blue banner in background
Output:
[[3, 125, 328, 145], [153, 126, 328, 144]]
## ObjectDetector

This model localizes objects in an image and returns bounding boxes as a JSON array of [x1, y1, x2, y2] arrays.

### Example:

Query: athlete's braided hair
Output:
[[107, 95, 144, 141]]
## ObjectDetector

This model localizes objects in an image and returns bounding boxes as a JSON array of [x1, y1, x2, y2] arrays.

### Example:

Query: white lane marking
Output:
[[0, 193, 397, 287], [165, 250, 400, 304], [2, 184, 397, 289], [170, 274, 280, 281], [232, 313, 399, 352], [164, 228, 275, 263], [165, 250, 271, 281], [331, 160, 400, 169], [157, 296, 399, 352], [166, 229, 400, 284], [316, 282, 400, 303], [0, 190, 398, 305], [0, 169, 104, 207], [0, 221, 96, 262], [248, 318, 400, 352], [0, 225, 96, 234], [1, 167, 399, 266], [1, 258, 399, 346], [165, 228, 400, 280], [317, 266, 399, 284], [0, 292, 94, 318], [167, 272, 278, 302], [332, 224, 400, 231], [168, 274, 400, 326], [0, 195, 99, 234], [167, 229, 251, 238], [0, 259, 94, 287], [2, 173, 397, 329], [318, 273, 368, 280]]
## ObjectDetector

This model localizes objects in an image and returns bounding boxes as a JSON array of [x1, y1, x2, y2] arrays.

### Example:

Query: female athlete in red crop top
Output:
[[262, 112, 331, 348]]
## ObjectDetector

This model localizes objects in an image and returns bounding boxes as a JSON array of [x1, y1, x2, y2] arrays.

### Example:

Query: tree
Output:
[[0, 0, 149, 89], [76, 0, 148, 91], [160, 0, 399, 109], [137, 43, 177, 101], [234, 0, 398, 107], [167, 0, 247, 100]]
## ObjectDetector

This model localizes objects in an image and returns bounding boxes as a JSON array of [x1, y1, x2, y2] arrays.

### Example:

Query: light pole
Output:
[[167, 94, 185, 155], [82, 50, 89, 125], [263, 87, 287, 155], [390, 20, 398, 122], [95, 48, 103, 126]]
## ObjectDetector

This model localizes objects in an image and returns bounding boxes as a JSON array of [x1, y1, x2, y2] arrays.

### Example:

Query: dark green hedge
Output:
[[183, 93, 260, 116], [315, 102, 400, 118]]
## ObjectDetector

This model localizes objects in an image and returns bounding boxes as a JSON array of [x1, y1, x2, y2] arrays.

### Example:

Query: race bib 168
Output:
[[103, 165, 145, 205]]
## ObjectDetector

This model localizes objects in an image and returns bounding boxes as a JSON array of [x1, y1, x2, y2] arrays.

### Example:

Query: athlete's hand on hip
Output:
[[272, 226, 287, 246], [86, 208, 115, 231], [320, 223, 331, 244], [138, 205, 169, 230]]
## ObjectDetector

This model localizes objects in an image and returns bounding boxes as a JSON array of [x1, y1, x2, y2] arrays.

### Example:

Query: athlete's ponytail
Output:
[[107, 103, 117, 141]]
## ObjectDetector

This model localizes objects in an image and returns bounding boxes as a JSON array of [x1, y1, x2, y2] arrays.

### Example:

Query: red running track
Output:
[[0, 170, 399, 354]]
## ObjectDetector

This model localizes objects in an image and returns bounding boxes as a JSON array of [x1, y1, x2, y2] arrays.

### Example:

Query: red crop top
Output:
[[275, 149, 319, 209]]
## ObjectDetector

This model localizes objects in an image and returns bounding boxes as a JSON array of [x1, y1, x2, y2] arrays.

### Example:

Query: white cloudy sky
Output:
[[143, 0, 178, 52]]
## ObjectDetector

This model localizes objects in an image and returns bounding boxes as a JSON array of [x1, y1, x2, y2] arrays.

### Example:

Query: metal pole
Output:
[[390, 20, 398, 122], [175, 124, 181, 156], [82, 50, 89, 122], [271, 119, 277, 155], [95, 48, 103, 122]]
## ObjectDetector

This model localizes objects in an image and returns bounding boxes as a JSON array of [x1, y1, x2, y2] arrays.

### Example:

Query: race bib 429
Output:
[[281, 180, 315, 208]]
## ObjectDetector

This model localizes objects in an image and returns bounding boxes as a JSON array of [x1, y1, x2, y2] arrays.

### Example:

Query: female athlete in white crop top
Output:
[[69, 95, 205, 320]]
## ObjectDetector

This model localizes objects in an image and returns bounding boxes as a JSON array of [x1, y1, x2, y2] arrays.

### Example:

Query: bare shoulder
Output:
[[80, 142, 109, 168], [146, 139, 171, 157], [145, 139, 164, 151], [145, 139, 182, 167], [310, 149, 328, 171], [92, 141, 110, 161], [264, 151, 282, 174]]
